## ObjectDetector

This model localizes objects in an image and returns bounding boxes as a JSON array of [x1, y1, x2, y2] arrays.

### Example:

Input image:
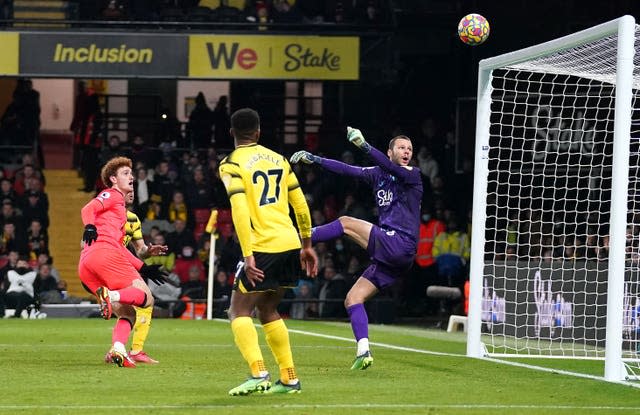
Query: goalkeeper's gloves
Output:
[[347, 126, 371, 152], [139, 264, 170, 285], [82, 224, 98, 246], [290, 150, 321, 165]]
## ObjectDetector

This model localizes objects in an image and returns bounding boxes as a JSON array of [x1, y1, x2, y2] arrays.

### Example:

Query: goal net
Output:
[[467, 15, 640, 382]]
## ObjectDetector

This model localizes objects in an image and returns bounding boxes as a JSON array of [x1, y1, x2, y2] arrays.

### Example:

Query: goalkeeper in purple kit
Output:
[[290, 127, 423, 370]]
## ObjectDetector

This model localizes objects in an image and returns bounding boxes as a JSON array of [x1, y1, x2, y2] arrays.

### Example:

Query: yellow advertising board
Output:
[[189, 35, 359, 80], [0, 32, 19, 76]]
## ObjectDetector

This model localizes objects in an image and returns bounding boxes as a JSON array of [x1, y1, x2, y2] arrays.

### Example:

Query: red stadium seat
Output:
[[217, 209, 232, 224], [193, 208, 211, 225]]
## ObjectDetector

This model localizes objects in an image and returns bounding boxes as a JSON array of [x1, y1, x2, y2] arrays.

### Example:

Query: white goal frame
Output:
[[467, 15, 636, 382]]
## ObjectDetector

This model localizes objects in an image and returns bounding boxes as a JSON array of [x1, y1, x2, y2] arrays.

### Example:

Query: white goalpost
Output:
[[467, 15, 640, 382]]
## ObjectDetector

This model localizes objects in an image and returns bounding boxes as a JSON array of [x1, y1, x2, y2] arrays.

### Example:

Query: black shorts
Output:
[[233, 249, 301, 293]]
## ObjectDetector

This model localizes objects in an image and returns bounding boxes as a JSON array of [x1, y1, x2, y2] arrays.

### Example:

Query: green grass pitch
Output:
[[1, 318, 640, 414]]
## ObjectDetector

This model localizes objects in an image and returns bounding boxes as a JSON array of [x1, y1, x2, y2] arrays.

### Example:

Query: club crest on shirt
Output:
[[376, 189, 393, 206], [97, 191, 111, 201]]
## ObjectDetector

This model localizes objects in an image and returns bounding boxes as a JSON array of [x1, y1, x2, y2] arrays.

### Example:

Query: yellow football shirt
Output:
[[123, 210, 143, 247], [219, 143, 311, 257]]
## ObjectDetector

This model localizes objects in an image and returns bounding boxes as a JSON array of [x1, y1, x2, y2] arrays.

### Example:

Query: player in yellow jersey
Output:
[[219, 108, 318, 395], [102, 190, 168, 364]]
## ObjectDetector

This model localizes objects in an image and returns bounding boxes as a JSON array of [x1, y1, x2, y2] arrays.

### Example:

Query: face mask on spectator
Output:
[[422, 214, 431, 222]]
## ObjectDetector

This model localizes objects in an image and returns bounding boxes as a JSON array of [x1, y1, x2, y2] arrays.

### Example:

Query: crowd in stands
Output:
[[89, 0, 390, 26], [0, 88, 480, 322], [0, 153, 83, 318]]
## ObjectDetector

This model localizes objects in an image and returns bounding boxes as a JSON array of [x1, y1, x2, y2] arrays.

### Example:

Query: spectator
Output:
[[145, 194, 167, 221], [0, 250, 19, 279], [186, 92, 214, 149], [0, 221, 28, 256], [70, 81, 102, 193], [0, 178, 17, 204], [212, 95, 232, 150], [36, 252, 60, 282], [316, 264, 348, 318], [13, 164, 44, 196], [3, 258, 37, 318], [174, 245, 205, 284], [130, 135, 156, 168], [34, 263, 60, 304], [21, 190, 49, 230], [100, 135, 130, 168], [185, 167, 213, 209], [180, 264, 207, 299], [133, 167, 154, 219], [168, 189, 189, 224], [26, 219, 48, 259], [432, 216, 470, 289], [152, 159, 177, 211], [0, 198, 24, 230], [290, 281, 317, 320], [148, 272, 186, 318], [417, 146, 439, 188], [408, 205, 445, 315], [100, 0, 128, 19], [217, 230, 242, 273], [166, 219, 196, 255], [212, 269, 232, 318]]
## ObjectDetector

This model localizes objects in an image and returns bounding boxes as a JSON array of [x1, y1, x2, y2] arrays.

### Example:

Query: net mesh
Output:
[[481, 27, 640, 366]]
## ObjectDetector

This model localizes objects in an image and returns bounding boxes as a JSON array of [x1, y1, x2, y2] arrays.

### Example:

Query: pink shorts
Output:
[[78, 245, 142, 294]]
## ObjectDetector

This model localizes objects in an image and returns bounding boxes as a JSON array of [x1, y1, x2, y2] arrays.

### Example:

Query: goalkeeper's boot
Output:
[[129, 350, 159, 364], [264, 380, 301, 394], [228, 374, 271, 396], [95, 286, 112, 320], [109, 348, 137, 368], [350, 350, 373, 370]]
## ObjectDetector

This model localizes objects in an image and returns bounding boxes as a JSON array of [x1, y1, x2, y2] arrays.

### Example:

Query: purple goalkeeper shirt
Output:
[[319, 146, 423, 245]]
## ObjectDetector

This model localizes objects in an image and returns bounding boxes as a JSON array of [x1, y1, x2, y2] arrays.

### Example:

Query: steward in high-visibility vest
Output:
[[415, 214, 446, 268]]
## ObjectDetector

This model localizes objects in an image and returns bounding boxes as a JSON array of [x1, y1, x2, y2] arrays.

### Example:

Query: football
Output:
[[458, 13, 490, 46]]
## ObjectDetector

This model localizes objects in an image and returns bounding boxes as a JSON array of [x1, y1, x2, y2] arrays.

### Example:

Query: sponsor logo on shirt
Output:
[[376, 189, 393, 207]]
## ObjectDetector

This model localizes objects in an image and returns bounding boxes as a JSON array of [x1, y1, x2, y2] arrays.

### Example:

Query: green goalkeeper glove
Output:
[[290, 150, 321, 165], [347, 126, 371, 152]]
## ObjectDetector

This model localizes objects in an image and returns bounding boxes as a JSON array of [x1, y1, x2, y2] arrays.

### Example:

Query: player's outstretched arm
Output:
[[292, 149, 365, 178], [347, 126, 372, 153], [347, 126, 419, 183], [290, 151, 322, 165]]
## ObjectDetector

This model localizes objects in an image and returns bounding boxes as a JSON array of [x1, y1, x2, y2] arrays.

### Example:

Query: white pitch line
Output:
[[286, 327, 460, 357], [0, 404, 639, 411], [282, 323, 640, 388]]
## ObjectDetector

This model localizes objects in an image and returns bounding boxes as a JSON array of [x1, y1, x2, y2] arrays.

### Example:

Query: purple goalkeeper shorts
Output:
[[362, 225, 416, 289]]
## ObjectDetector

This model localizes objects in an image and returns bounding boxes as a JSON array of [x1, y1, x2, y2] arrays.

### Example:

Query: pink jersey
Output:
[[81, 188, 127, 249]]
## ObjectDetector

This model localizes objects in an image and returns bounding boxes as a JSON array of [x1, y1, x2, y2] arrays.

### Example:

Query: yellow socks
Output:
[[263, 318, 298, 385], [231, 316, 266, 377], [131, 306, 153, 353]]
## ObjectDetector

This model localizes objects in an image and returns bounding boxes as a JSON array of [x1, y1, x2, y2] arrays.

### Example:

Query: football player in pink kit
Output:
[[78, 156, 168, 368]]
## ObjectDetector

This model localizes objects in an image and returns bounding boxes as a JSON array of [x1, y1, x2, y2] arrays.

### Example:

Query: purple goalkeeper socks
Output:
[[347, 303, 369, 341], [311, 220, 344, 244]]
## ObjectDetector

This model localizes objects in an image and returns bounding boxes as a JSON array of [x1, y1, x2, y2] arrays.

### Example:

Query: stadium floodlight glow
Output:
[[467, 15, 639, 382]]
